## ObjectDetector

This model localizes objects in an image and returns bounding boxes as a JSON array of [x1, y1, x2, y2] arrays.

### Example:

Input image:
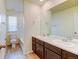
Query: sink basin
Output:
[[52, 39, 77, 47], [42, 35, 78, 49]]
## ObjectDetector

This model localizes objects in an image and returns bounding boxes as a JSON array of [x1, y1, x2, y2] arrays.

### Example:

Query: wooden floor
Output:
[[26, 53, 40, 59], [4, 44, 39, 59]]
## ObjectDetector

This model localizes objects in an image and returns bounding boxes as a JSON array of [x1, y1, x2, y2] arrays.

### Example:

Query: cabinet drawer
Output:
[[36, 39, 44, 45], [36, 43, 44, 59], [45, 42, 61, 55], [32, 37, 36, 42], [62, 50, 78, 59], [32, 37, 36, 45]]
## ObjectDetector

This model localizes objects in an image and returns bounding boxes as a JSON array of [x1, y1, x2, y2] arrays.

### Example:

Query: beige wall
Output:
[[0, 0, 6, 43], [0, 0, 5, 14], [40, 7, 52, 36], [24, 1, 40, 54]]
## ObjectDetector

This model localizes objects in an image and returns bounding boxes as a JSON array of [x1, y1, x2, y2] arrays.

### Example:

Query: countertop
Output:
[[32, 35, 78, 55]]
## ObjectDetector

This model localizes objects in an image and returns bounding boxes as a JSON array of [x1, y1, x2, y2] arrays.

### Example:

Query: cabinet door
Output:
[[45, 42, 61, 55], [36, 43, 44, 59], [45, 48, 61, 59], [32, 37, 36, 53], [62, 50, 78, 59], [32, 44, 36, 53]]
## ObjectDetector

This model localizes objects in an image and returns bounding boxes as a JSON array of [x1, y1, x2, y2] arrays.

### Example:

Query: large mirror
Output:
[[40, 0, 78, 40]]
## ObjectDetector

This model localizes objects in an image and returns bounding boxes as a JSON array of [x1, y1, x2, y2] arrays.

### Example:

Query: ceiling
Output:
[[50, 0, 78, 13], [26, 0, 49, 5]]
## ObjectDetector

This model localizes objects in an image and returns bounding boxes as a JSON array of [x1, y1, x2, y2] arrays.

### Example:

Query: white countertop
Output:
[[32, 35, 78, 55]]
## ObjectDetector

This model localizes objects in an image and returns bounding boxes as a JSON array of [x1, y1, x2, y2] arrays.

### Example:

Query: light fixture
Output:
[[40, 0, 43, 2]]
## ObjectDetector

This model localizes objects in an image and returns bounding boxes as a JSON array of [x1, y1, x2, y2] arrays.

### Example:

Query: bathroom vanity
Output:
[[32, 36, 78, 59]]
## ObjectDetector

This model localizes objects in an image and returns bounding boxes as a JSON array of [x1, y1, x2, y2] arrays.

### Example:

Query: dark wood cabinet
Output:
[[32, 37, 44, 59], [62, 50, 78, 59], [36, 43, 44, 59], [45, 42, 62, 55], [32, 37, 78, 59], [32, 44, 36, 53], [45, 48, 61, 59], [32, 37, 36, 53], [36, 39, 44, 45]]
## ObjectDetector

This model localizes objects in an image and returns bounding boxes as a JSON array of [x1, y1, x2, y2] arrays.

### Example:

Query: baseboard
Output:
[[23, 50, 33, 55]]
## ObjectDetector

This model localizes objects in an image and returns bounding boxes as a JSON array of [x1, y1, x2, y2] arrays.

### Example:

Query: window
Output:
[[8, 16, 17, 32]]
